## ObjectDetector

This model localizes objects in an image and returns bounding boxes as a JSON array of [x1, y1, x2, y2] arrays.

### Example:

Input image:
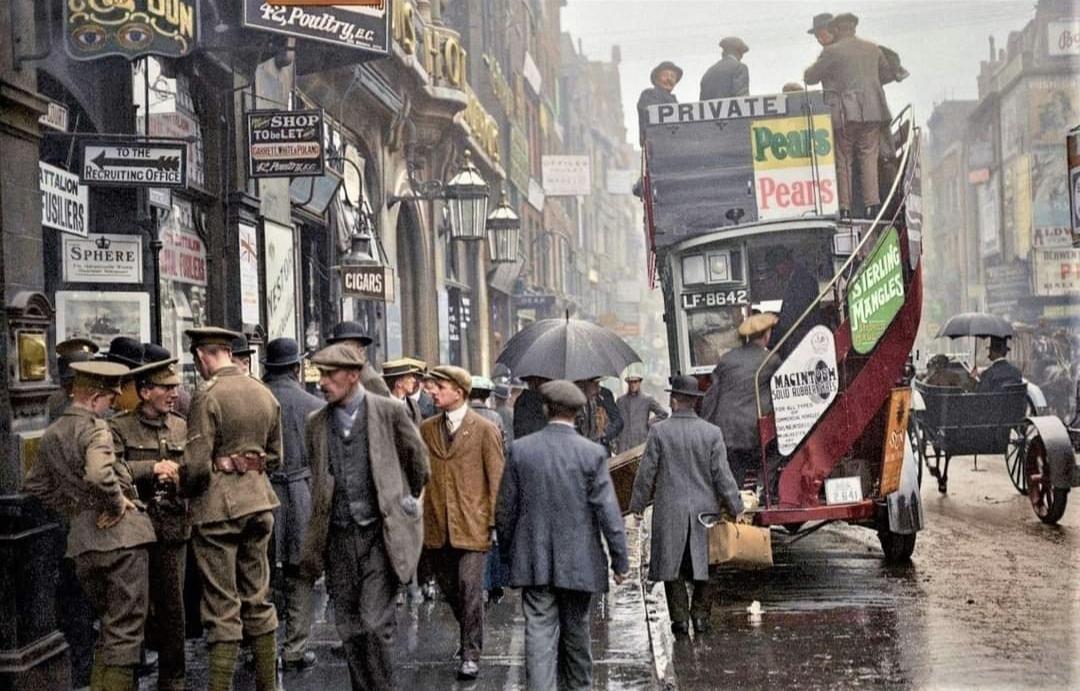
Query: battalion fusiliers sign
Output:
[[246, 109, 325, 178], [847, 227, 905, 354]]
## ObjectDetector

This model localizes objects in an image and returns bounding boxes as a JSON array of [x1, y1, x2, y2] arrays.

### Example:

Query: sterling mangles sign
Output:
[[848, 228, 905, 354], [246, 110, 325, 178], [750, 114, 838, 219], [244, 1, 390, 54], [40, 162, 89, 237], [770, 325, 839, 455], [80, 142, 186, 188]]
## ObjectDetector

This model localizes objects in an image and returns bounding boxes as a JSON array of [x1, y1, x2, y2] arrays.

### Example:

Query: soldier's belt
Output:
[[213, 452, 268, 474]]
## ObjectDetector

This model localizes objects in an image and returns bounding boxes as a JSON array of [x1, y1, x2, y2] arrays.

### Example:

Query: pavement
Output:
[[139, 517, 659, 690]]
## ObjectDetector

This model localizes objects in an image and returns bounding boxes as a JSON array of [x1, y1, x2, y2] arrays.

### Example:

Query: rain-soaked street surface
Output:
[[661, 453, 1079, 690]]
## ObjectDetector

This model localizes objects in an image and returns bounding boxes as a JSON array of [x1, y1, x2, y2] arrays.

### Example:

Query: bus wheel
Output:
[[878, 530, 916, 563]]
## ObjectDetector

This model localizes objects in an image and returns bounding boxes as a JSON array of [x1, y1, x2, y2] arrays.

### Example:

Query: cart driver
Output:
[[976, 336, 1022, 393]]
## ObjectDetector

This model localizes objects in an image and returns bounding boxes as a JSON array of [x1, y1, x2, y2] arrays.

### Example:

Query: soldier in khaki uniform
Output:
[[181, 327, 283, 691], [110, 357, 189, 691], [24, 361, 156, 691]]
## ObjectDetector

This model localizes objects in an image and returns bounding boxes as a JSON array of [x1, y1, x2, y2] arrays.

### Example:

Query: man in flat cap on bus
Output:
[[700, 37, 750, 100], [181, 326, 283, 691]]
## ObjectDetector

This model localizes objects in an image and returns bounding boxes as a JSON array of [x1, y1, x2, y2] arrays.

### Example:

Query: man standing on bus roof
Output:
[[803, 12, 891, 219], [699, 37, 749, 101], [637, 61, 682, 145]]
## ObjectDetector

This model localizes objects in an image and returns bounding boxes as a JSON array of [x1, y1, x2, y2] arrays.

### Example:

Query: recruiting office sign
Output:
[[750, 114, 838, 220], [848, 227, 905, 354], [40, 162, 89, 237], [770, 325, 839, 455], [243, 1, 390, 55], [247, 109, 325, 178], [81, 142, 186, 188], [65, 0, 197, 61]]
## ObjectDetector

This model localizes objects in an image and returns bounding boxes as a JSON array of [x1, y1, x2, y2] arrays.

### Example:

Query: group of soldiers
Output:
[[636, 11, 909, 219]]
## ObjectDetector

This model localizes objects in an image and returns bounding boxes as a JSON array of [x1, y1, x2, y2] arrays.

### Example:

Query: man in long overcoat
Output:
[[420, 366, 505, 681], [261, 338, 325, 670], [298, 344, 429, 690], [496, 380, 629, 690], [327, 320, 391, 397], [636, 60, 682, 145], [701, 313, 782, 487], [699, 37, 750, 100], [630, 375, 744, 636], [615, 374, 668, 452], [804, 12, 891, 217]]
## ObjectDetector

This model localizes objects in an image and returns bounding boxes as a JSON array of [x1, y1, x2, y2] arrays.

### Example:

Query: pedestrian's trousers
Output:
[[522, 586, 594, 691], [326, 523, 399, 690], [835, 121, 881, 210], [74, 546, 149, 666], [426, 546, 487, 662], [192, 511, 278, 643], [148, 539, 187, 690], [281, 566, 315, 661], [664, 531, 714, 624]]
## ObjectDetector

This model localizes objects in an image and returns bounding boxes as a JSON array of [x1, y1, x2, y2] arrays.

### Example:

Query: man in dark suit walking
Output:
[[699, 36, 750, 100], [496, 380, 629, 690], [298, 344, 430, 690]]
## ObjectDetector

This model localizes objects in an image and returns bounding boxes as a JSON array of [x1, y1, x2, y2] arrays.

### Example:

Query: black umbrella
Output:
[[936, 312, 1013, 339], [496, 317, 641, 381]]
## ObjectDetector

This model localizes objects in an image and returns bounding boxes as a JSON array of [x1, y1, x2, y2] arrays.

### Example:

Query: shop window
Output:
[[158, 197, 209, 387]]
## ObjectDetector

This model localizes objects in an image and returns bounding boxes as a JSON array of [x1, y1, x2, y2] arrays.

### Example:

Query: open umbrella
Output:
[[936, 312, 1013, 339], [496, 317, 641, 381]]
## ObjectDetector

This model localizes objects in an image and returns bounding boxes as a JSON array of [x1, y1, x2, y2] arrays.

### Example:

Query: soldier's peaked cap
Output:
[[310, 343, 366, 371], [128, 358, 182, 387], [540, 380, 587, 409], [70, 360, 129, 394], [185, 326, 241, 351]]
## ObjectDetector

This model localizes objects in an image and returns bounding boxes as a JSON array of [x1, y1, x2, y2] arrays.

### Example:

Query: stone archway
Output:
[[395, 201, 437, 360]]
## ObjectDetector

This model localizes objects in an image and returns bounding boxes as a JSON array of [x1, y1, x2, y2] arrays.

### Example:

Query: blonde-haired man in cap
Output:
[[110, 356, 189, 691], [180, 326, 283, 691], [382, 357, 427, 426], [297, 343, 429, 690], [701, 312, 783, 487], [700, 36, 750, 100], [25, 361, 157, 691], [420, 365, 505, 681]]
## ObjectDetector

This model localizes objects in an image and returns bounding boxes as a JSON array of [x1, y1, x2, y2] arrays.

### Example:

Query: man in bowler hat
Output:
[[327, 321, 391, 396], [636, 60, 682, 145], [298, 343, 430, 690], [630, 375, 744, 636], [976, 336, 1023, 393], [262, 338, 326, 670], [700, 36, 750, 100], [496, 380, 629, 689]]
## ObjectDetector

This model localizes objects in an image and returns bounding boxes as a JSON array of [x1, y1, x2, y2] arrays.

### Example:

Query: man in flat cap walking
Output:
[[496, 380, 629, 690], [382, 357, 427, 426], [700, 37, 750, 100], [630, 375, 744, 637], [420, 365, 505, 680], [297, 343, 429, 689], [181, 327, 283, 691], [327, 320, 391, 396], [25, 361, 157, 691], [110, 356, 189, 690]]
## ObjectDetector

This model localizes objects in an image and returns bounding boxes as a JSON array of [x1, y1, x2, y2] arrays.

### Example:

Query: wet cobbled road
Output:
[[663, 454, 1079, 690]]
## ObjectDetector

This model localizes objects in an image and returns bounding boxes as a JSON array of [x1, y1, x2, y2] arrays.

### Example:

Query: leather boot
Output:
[[99, 665, 135, 691], [252, 632, 279, 691], [207, 641, 240, 691]]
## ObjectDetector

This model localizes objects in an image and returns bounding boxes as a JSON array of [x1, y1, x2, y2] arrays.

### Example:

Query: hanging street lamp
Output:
[[443, 149, 490, 241], [485, 189, 520, 264]]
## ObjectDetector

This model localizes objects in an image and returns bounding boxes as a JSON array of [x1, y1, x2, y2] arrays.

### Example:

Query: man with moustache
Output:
[[298, 344, 429, 690], [636, 60, 683, 145], [326, 321, 391, 397]]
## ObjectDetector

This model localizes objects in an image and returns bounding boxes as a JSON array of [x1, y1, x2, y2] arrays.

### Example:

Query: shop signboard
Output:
[[62, 234, 142, 284], [65, 0, 197, 61], [39, 101, 69, 132], [770, 325, 839, 455], [246, 109, 325, 178], [264, 220, 298, 340], [847, 227, 904, 354], [542, 156, 591, 196], [238, 222, 261, 325], [244, 1, 390, 55], [159, 199, 206, 285], [977, 176, 1001, 258], [509, 123, 530, 194], [513, 294, 556, 310], [341, 264, 394, 302], [39, 162, 89, 237], [81, 142, 186, 188], [1032, 226, 1073, 248], [1032, 247, 1080, 297], [1048, 20, 1080, 57]]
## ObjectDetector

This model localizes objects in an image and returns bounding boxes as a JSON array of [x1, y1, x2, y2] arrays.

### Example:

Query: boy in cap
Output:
[[181, 326, 283, 691], [297, 343, 430, 690], [25, 360, 157, 691], [419, 366, 505, 680], [700, 36, 750, 100], [110, 356, 189, 691]]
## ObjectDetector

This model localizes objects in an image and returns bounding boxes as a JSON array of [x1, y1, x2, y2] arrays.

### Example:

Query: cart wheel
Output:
[[1025, 435, 1069, 525], [878, 530, 917, 563], [1005, 423, 1031, 494]]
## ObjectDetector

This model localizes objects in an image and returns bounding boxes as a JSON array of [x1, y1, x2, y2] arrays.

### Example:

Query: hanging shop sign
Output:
[[342, 264, 394, 302], [64, 0, 197, 61], [80, 142, 186, 188], [542, 156, 592, 197], [770, 325, 839, 456], [1047, 19, 1080, 57], [62, 233, 143, 284], [39, 162, 89, 237], [847, 227, 904, 355], [39, 101, 69, 132], [1031, 247, 1080, 297], [244, 1, 390, 55], [246, 109, 325, 178]]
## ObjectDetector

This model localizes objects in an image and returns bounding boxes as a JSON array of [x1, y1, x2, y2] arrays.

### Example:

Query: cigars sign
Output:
[[341, 265, 394, 302]]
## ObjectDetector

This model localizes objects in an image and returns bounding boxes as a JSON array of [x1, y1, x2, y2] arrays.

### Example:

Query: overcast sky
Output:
[[561, 0, 1041, 145]]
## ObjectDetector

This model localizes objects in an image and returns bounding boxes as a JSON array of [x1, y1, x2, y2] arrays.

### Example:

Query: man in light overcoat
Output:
[[262, 338, 326, 670], [615, 373, 669, 452], [298, 344, 430, 690], [630, 375, 744, 636], [496, 380, 629, 690]]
